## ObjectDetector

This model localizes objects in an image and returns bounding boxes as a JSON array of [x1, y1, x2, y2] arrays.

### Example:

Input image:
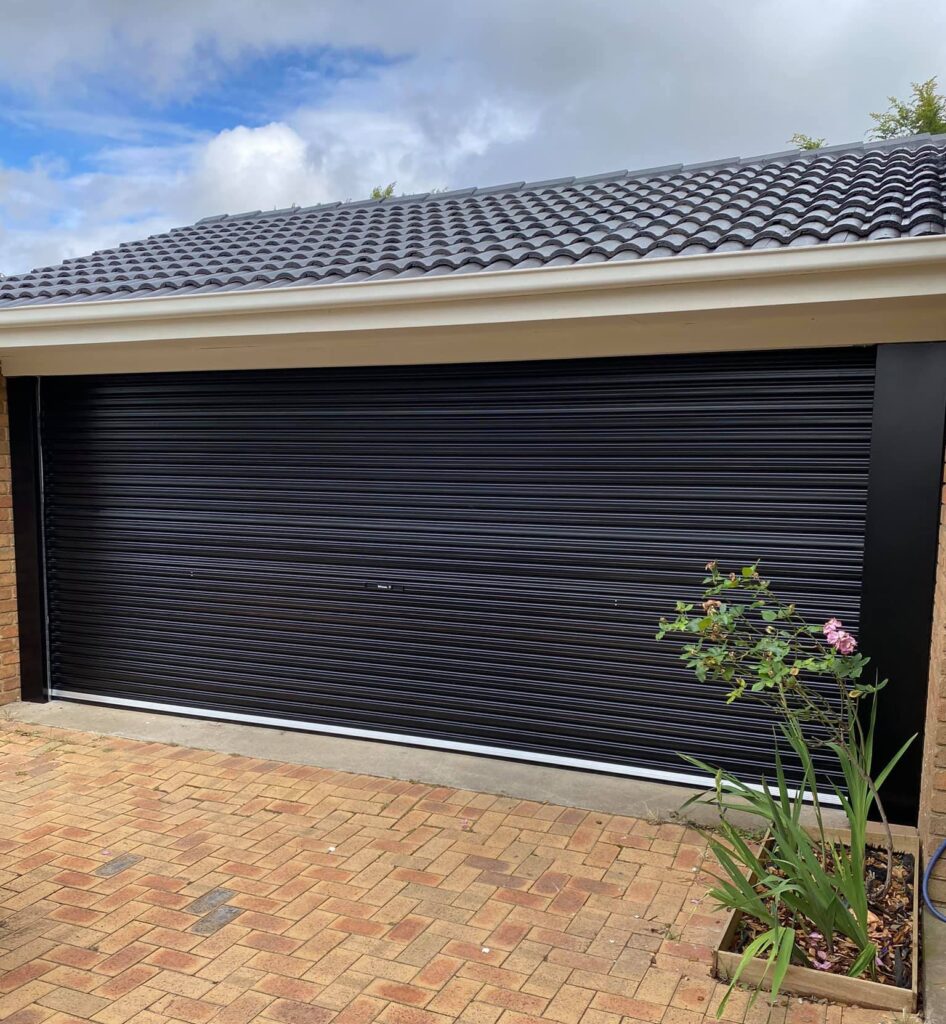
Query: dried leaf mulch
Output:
[[735, 845, 914, 988]]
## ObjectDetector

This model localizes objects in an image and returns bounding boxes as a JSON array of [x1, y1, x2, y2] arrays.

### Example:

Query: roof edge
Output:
[[0, 235, 943, 343]]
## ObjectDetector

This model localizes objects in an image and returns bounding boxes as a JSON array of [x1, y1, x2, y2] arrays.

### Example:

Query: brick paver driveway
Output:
[[0, 721, 890, 1024]]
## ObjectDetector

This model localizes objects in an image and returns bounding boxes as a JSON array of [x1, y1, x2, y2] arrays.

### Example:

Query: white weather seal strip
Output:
[[49, 689, 842, 805]]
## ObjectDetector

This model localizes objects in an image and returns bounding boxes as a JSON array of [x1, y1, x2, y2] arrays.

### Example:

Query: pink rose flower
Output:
[[834, 631, 857, 655], [822, 618, 857, 654]]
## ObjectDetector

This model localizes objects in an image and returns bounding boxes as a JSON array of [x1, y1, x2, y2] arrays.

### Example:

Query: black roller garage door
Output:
[[40, 347, 876, 789]]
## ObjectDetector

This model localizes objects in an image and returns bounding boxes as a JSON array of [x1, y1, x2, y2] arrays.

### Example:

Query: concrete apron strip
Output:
[[2, 699, 845, 829]]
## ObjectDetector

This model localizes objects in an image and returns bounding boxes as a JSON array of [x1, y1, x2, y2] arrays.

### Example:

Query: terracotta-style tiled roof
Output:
[[1, 135, 944, 307]]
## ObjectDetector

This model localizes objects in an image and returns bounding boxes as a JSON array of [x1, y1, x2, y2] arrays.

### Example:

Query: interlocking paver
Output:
[[185, 889, 238, 917], [0, 720, 907, 1024], [95, 857, 143, 880], [192, 907, 245, 936]]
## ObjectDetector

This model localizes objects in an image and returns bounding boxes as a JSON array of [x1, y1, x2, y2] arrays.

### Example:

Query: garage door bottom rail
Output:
[[48, 687, 843, 805]]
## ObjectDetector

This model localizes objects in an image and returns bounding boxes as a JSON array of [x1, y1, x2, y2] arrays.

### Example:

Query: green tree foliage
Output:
[[791, 75, 945, 149], [869, 77, 946, 138], [369, 182, 448, 199], [788, 132, 825, 151]]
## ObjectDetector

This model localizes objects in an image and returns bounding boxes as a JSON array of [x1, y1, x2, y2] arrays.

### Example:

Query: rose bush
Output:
[[657, 562, 915, 1011]]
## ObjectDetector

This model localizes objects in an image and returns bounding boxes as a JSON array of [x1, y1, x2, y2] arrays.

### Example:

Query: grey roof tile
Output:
[[1, 138, 944, 307]]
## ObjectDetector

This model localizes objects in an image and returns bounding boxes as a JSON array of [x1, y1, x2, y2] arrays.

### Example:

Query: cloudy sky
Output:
[[1, 0, 944, 276]]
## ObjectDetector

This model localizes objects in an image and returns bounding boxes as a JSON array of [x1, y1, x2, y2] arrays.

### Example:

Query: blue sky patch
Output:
[[0, 44, 402, 172]]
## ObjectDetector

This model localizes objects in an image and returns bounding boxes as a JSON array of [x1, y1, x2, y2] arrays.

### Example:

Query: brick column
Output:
[[920, 453, 946, 900], [0, 376, 19, 705]]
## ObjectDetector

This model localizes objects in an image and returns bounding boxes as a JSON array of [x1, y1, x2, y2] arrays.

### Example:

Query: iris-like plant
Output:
[[657, 563, 915, 1012]]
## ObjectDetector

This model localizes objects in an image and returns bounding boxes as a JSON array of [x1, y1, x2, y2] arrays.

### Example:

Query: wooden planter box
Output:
[[712, 824, 920, 1012]]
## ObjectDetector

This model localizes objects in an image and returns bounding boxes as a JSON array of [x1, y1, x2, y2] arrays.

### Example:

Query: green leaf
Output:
[[873, 732, 917, 792], [716, 931, 774, 1016], [847, 943, 877, 979], [770, 926, 795, 1002]]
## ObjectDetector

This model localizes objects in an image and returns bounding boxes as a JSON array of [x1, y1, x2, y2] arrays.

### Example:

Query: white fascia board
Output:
[[0, 236, 944, 352]]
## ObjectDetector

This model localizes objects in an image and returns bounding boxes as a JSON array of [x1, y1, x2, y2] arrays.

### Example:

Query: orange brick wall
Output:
[[0, 377, 19, 706], [919, 453, 946, 900]]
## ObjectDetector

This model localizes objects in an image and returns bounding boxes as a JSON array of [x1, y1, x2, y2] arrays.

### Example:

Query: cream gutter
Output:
[[1, 235, 944, 374]]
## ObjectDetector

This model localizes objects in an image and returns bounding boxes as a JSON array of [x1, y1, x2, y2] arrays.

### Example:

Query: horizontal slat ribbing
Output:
[[42, 348, 875, 784]]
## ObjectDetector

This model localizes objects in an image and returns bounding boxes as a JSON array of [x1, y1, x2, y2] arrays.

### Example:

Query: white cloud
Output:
[[1, 0, 945, 275], [191, 123, 328, 214]]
